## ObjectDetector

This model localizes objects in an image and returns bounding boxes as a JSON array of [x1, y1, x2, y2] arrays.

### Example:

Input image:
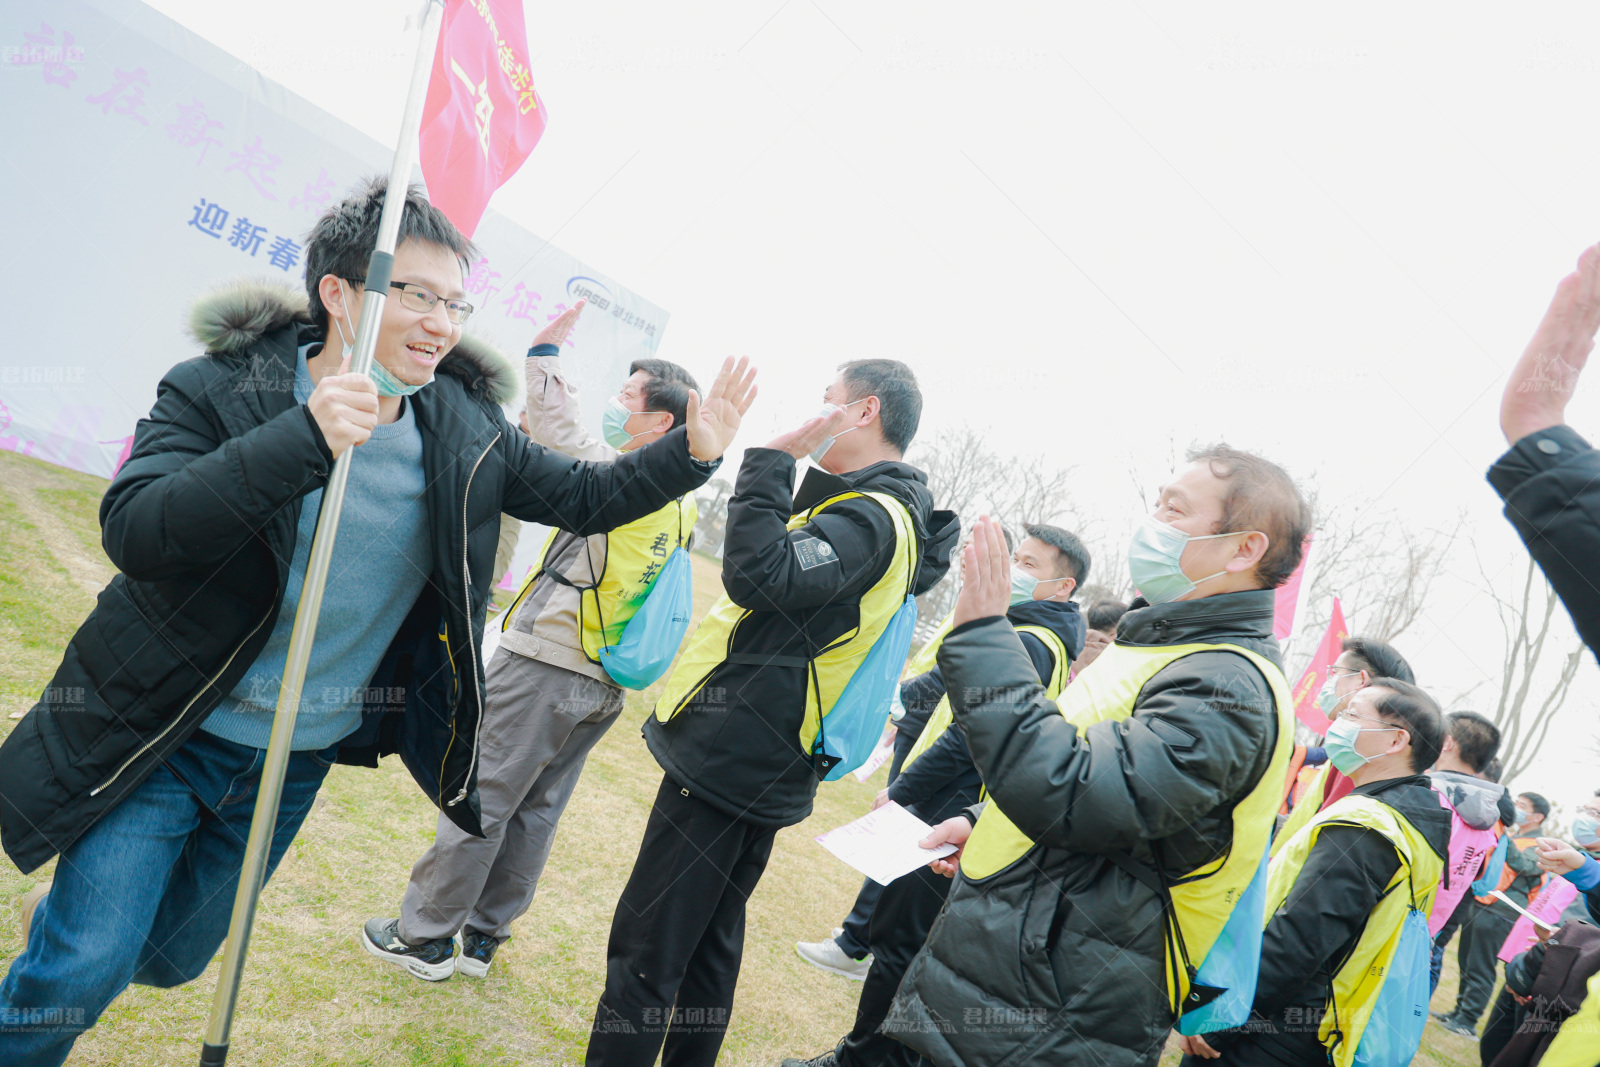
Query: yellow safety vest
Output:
[[501, 494, 698, 663], [653, 490, 916, 762], [1267, 793, 1442, 1067], [901, 623, 1072, 771], [960, 638, 1295, 1016], [1542, 970, 1600, 1067], [903, 610, 955, 679], [1272, 763, 1331, 857]]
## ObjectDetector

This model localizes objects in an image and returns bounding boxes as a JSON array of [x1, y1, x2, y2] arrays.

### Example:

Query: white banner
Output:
[[0, 0, 668, 482]]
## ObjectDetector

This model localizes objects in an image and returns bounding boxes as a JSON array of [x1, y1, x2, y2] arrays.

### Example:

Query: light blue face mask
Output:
[[1126, 514, 1253, 605], [602, 395, 666, 451], [1323, 715, 1399, 775], [333, 279, 426, 398], [1009, 566, 1071, 606], [1575, 813, 1600, 848]]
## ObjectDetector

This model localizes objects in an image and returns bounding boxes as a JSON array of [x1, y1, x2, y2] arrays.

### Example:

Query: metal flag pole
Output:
[[199, 3, 444, 1062]]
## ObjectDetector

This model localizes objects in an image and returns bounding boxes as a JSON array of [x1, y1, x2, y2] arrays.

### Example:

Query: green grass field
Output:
[[0, 448, 1483, 1065]]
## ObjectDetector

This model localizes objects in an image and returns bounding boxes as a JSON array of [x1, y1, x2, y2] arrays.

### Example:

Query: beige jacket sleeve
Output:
[[524, 353, 617, 463]]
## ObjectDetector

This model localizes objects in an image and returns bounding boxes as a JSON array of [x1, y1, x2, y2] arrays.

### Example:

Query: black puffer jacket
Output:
[[889, 590, 1284, 1067], [887, 598, 1086, 824], [643, 451, 958, 828], [0, 282, 714, 874]]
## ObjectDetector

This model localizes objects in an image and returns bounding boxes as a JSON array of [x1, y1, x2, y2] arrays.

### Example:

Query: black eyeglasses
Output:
[[348, 278, 475, 324]]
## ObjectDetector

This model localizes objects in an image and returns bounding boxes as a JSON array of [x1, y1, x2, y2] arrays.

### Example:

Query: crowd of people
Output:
[[2, 177, 1600, 1067]]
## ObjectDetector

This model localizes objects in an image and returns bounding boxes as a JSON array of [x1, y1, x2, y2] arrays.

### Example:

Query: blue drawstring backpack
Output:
[[1177, 842, 1271, 1035], [1471, 834, 1510, 897], [596, 547, 694, 690], [1350, 907, 1432, 1067], [813, 593, 919, 781]]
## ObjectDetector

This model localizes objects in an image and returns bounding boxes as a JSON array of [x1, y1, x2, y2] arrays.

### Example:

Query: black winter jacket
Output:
[[1203, 774, 1451, 1059], [888, 598, 1085, 824], [1489, 424, 1600, 659], [643, 450, 958, 827], [889, 589, 1285, 1067], [0, 282, 714, 873]]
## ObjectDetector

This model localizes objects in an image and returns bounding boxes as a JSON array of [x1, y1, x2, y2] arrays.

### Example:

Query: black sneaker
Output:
[[457, 928, 500, 978], [361, 917, 456, 981], [1438, 1016, 1478, 1039], [781, 1048, 840, 1067]]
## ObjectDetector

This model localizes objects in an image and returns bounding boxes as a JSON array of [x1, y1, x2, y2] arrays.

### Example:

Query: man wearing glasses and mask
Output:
[[0, 177, 754, 1066]]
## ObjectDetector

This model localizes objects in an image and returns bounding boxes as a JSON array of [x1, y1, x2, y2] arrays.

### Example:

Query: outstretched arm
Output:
[[1491, 243, 1600, 657]]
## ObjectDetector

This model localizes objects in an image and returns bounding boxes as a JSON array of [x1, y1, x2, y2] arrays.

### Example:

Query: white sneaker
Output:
[[796, 937, 872, 981]]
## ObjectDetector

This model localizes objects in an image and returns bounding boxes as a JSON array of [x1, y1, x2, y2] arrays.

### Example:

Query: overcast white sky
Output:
[[148, 0, 1600, 809]]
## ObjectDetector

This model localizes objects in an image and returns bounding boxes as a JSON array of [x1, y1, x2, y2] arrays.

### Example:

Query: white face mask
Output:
[[809, 398, 869, 464]]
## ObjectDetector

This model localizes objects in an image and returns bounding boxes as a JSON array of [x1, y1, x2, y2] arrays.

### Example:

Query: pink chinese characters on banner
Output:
[[417, 0, 548, 238]]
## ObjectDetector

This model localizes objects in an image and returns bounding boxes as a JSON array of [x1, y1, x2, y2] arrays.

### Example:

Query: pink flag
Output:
[[418, 0, 548, 238], [1289, 599, 1347, 734], [1273, 533, 1314, 641]]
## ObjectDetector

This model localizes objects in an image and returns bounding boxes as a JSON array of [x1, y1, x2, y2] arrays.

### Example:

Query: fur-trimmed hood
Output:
[[186, 279, 519, 405]]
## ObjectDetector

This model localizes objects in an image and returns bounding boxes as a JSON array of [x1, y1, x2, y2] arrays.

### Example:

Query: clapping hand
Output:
[[951, 515, 1010, 628]]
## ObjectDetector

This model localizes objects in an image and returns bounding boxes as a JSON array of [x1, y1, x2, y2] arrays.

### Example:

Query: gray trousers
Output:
[[400, 647, 624, 942]]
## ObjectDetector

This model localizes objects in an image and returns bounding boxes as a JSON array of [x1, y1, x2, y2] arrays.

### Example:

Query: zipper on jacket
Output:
[[447, 432, 500, 807], [90, 609, 273, 797]]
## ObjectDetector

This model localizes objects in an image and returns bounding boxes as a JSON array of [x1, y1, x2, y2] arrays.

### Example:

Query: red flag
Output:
[[1289, 598, 1348, 734], [1272, 533, 1314, 641], [418, 0, 548, 238]]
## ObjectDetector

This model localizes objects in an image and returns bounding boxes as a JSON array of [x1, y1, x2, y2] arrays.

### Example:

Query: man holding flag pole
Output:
[[0, 3, 757, 1064]]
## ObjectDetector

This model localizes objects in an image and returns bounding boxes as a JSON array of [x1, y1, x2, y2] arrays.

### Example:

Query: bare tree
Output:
[[1478, 555, 1586, 785], [1286, 499, 1458, 679], [692, 477, 734, 559], [906, 426, 1088, 642]]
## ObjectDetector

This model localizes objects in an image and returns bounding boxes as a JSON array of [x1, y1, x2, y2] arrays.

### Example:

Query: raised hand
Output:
[[533, 299, 585, 349], [307, 350, 379, 457], [1502, 243, 1600, 444], [685, 356, 758, 462], [765, 404, 852, 459], [951, 515, 1010, 628]]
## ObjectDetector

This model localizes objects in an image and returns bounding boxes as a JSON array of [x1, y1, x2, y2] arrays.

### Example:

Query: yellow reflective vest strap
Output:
[[902, 624, 1072, 772], [1266, 793, 1443, 1067], [1271, 764, 1331, 858], [959, 639, 1295, 1015], [498, 496, 698, 659], [904, 610, 956, 679], [1540, 970, 1600, 1067], [652, 491, 917, 755], [499, 526, 562, 632]]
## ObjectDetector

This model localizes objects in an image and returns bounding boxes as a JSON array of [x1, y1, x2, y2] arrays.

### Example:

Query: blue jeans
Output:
[[0, 729, 335, 1067]]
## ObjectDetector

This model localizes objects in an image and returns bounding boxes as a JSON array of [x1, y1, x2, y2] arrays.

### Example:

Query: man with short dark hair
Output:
[[586, 360, 959, 1066], [888, 442, 1309, 1067], [1276, 635, 1418, 836], [0, 177, 754, 1066], [1077, 598, 1129, 672], [1177, 680, 1450, 1066], [362, 303, 707, 981], [1424, 711, 1515, 1002], [786, 523, 1089, 1067]]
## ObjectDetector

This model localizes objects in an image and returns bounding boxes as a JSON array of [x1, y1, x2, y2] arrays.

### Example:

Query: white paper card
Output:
[[815, 802, 957, 886]]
